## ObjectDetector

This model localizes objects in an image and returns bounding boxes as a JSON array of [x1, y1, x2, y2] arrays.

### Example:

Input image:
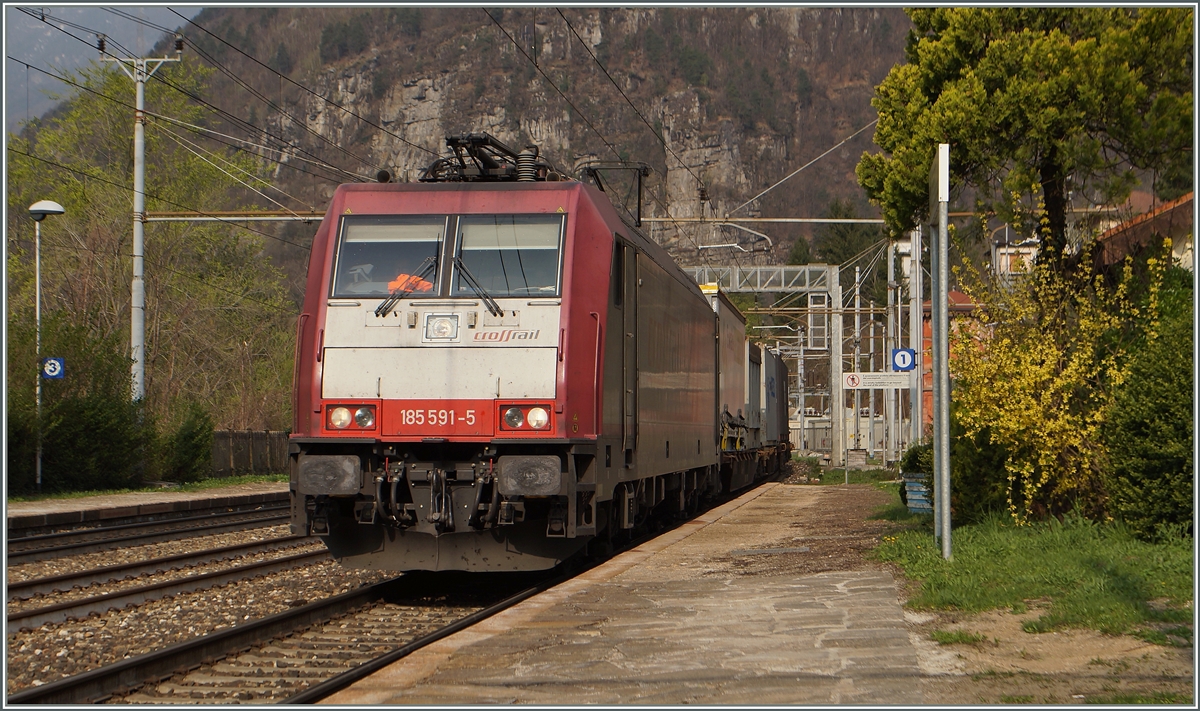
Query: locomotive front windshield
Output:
[[453, 216, 563, 297], [331, 216, 445, 297]]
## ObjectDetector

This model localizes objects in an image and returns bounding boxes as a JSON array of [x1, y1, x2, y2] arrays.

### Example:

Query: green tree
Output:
[[1103, 264, 1193, 539], [807, 199, 889, 306], [857, 8, 1193, 263], [7, 61, 296, 491]]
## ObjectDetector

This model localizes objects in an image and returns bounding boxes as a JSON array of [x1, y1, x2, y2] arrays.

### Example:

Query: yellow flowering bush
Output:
[[950, 242, 1167, 524]]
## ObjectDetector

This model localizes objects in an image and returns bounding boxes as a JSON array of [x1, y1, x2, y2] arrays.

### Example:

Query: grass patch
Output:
[[1085, 691, 1192, 704], [7, 473, 287, 502], [871, 513, 1193, 636], [1132, 625, 1193, 648], [930, 629, 991, 646], [998, 695, 1034, 704], [821, 467, 896, 485]]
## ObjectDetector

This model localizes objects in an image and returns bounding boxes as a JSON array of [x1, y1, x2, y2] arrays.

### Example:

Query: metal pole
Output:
[[103, 38, 180, 403], [937, 190, 952, 558], [35, 219, 42, 494], [909, 227, 923, 447], [930, 217, 942, 540], [886, 242, 896, 463], [830, 268, 843, 467], [930, 142, 952, 559], [798, 328, 806, 454], [131, 59, 147, 402], [868, 319, 875, 460], [853, 266, 861, 456]]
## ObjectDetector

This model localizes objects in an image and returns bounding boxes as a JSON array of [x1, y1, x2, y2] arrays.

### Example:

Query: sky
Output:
[[4, 5, 204, 134]]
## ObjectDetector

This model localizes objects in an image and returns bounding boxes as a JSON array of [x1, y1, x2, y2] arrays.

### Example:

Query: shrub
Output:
[[319, 16, 369, 64], [675, 45, 712, 86], [268, 42, 293, 74], [163, 402, 215, 483], [1104, 266, 1193, 539]]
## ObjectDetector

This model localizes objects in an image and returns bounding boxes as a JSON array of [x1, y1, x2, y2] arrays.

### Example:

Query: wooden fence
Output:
[[212, 430, 289, 476]]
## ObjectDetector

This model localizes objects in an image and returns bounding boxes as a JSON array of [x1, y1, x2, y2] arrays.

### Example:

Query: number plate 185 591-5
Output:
[[380, 400, 493, 437]]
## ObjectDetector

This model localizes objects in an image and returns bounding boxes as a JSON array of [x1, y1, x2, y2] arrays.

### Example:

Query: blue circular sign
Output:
[[891, 348, 916, 372]]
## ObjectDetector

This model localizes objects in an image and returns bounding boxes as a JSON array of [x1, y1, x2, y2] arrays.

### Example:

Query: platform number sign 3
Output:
[[41, 357, 65, 379], [891, 348, 916, 372]]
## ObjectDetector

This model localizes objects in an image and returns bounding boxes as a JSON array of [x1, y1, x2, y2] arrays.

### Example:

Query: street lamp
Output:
[[29, 200, 65, 493]]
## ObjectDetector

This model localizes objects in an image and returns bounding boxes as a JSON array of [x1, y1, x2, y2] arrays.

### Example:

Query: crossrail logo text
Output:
[[473, 329, 541, 342]]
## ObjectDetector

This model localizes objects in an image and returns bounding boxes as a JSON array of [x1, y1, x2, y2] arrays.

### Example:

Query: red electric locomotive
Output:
[[290, 134, 789, 572]]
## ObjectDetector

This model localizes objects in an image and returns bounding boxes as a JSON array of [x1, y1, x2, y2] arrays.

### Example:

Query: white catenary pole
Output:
[[102, 35, 182, 401], [929, 143, 952, 560], [29, 200, 66, 493], [909, 227, 923, 449]]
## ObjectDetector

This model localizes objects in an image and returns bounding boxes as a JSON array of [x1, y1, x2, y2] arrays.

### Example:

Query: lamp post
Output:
[[29, 200, 65, 494]]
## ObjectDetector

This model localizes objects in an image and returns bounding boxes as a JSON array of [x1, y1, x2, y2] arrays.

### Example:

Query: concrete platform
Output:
[[325, 483, 923, 705], [6, 481, 289, 532]]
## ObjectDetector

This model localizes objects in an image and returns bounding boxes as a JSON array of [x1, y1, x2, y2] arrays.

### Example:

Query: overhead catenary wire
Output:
[[146, 110, 359, 186], [33, 239, 295, 314], [169, 8, 438, 159], [481, 10, 713, 267], [36, 5, 391, 176], [482, 8, 715, 267], [9, 56, 361, 186], [155, 27, 391, 177], [15, 9, 381, 180], [155, 123, 308, 216], [7, 16, 376, 183], [556, 8, 706, 193], [8, 147, 314, 252], [727, 120, 879, 217]]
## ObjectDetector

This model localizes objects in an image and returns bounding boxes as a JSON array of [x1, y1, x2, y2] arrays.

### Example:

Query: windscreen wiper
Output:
[[375, 256, 436, 317], [453, 256, 504, 318]]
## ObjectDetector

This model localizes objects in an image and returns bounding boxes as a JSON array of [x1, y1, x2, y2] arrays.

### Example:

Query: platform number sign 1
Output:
[[891, 348, 916, 372], [41, 357, 65, 380]]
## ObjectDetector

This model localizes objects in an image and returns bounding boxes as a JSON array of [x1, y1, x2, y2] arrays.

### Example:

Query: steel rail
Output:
[[7, 549, 329, 629], [8, 504, 289, 546], [282, 572, 569, 704], [6, 510, 290, 564], [5, 576, 410, 705], [7, 535, 312, 601]]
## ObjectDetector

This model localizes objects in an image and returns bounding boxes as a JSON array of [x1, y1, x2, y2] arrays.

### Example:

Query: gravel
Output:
[[5, 539, 325, 616], [6, 560, 392, 695], [6, 525, 294, 584]]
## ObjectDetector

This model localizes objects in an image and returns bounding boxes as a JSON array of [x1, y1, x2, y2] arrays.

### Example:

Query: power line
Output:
[[481, 10, 711, 266], [156, 124, 307, 216], [33, 239, 295, 314], [9, 55, 359, 186], [8, 147, 312, 252], [146, 111, 358, 186], [556, 9, 706, 192], [160, 28, 389, 177], [9, 14, 376, 184], [482, 8, 622, 165], [728, 120, 879, 217], [169, 8, 439, 158]]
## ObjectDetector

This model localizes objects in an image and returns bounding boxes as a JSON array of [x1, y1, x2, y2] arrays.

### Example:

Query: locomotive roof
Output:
[[327, 180, 707, 302]]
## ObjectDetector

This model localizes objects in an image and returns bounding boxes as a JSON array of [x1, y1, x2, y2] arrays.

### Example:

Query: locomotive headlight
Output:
[[526, 407, 549, 429], [354, 407, 375, 428], [503, 406, 525, 428], [425, 314, 459, 340], [329, 407, 352, 429]]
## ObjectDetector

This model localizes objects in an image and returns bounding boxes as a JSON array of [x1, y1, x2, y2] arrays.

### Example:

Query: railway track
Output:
[[7, 506, 290, 564], [7, 536, 313, 602], [9, 572, 558, 704], [7, 538, 325, 629]]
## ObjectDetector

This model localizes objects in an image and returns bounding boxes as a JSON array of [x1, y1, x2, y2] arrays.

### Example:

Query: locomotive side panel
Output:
[[634, 253, 718, 477], [745, 342, 763, 449]]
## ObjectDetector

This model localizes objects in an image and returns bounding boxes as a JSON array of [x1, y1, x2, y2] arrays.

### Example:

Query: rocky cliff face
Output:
[[191, 6, 910, 265]]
